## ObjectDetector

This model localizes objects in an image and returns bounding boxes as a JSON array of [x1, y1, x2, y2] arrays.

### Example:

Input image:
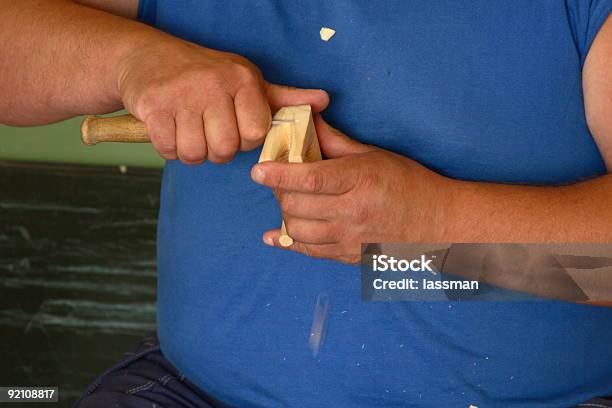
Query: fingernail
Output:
[[264, 236, 274, 246], [251, 166, 265, 183]]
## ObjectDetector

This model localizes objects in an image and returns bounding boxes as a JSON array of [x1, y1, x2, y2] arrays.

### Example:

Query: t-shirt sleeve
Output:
[[566, 0, 612, 65], [138, 0, 157, 26]]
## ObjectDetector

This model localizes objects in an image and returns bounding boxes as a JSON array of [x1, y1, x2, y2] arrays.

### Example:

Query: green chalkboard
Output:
[[0, 114, 163, 168], [0, 162, 160, 406]]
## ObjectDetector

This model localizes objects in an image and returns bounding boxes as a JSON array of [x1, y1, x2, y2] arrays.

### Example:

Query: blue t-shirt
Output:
[[139, 1, 612, 407]]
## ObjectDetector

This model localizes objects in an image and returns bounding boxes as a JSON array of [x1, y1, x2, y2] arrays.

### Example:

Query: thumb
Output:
[[266, 83, 330, 113], [314, 115, 375, 159]]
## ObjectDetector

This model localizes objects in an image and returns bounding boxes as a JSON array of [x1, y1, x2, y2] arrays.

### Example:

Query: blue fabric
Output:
[[140, 1, 612, 407], [137, 0, 156, 26], [567, 0, 612, 65]]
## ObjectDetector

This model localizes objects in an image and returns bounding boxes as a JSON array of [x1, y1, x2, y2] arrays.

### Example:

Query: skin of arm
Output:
[[251, 17, 612, 264], [584, 15, 612, 171], [0, 0, 328, 163], [74, 0, 138, 19]]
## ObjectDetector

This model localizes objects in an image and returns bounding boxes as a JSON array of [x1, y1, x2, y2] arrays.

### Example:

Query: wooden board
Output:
[[258, 105, 322, 246]]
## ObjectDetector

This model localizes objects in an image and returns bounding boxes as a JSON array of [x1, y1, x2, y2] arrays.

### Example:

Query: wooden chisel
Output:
[[80, 113, 295, 145]]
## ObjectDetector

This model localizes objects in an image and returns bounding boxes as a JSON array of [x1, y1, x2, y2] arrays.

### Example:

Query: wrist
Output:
[[112, 26, 177, 105], [430, 176, 467, 242]]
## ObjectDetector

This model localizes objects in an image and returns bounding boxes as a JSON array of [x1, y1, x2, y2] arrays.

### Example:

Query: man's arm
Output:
[[0, 0, 328, 163], [448, 15, 612, 241], [584, 15, 612, 170], [74, 0, 138, 19], [252, 119, 612, 262], [250, 16, 612, 262], [0, 0, 146, 125], [445, 174, 612, 242]]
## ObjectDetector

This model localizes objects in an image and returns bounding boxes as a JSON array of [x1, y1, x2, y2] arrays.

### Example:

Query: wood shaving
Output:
[[319, 27, 336, 42]]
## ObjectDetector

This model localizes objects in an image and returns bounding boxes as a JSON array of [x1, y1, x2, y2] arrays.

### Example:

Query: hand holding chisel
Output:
[[81, 114, 299, 145]]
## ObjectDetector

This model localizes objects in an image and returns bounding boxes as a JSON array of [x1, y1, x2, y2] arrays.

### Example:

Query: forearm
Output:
[[0, 0, 164, 125], [446, 175, 612, 242]]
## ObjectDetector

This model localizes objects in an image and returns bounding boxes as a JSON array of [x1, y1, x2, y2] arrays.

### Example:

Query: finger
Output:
[[145, 112, 177, 160], [175, 108, 207, 164], [276, 191, 338, 219], [251, 160, 355, 194], [204, 94, 240, 163], [234, 83, 271, 151], [266, 83, 330, 113], [284, 216, 339, 244], [262, 229, 351, 262], [314, 114, 374, 158]]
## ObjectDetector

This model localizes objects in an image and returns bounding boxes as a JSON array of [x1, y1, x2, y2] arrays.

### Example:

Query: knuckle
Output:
[[301, 224, 317, 242], [202, 69, 226, 88], [240, 120, 268, 142], [279, 193, 293, 213], [158, 146, 177, 157], [275, 169, 288, 190], [207, 154, 231, 164], [233, 63, 258, 83], [252, 121, 269, 137], [213, 139, 239, 160], [304, 171, 324, 193], [152, 139, 176, 159], [231, 59, 261, 84], [151, 135, 175, 155], [138, 83, 171, 110], [178, 149, 206, 164], [180, 158, 204, 165], [240, 139, 260, 152], [359, 169, 379, 189], [353, 205, 370, 224], [160, 151, 177, 160], [317, 225, 333, 243], [213, 152, 234, 163], [344, 254, 361, 265], [175, 105, 200, 116]]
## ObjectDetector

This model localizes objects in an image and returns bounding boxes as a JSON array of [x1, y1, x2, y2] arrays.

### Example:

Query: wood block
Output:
[[258, 105, 322, 247]]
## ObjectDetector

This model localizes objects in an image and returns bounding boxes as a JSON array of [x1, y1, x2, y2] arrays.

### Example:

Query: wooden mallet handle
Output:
[[81, 114, 149, 145]]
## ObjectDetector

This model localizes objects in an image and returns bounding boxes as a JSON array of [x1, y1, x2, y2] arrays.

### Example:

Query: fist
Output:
[[251, 116, 454, 264], [117, 37, 329, 164]]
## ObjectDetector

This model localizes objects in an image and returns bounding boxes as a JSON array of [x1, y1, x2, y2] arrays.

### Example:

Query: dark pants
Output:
[[74, 333, 611, 408], [73, 333, 232, 408]]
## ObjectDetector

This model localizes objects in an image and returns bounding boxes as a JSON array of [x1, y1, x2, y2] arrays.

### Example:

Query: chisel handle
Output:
[[81, 114, 149, 145]]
